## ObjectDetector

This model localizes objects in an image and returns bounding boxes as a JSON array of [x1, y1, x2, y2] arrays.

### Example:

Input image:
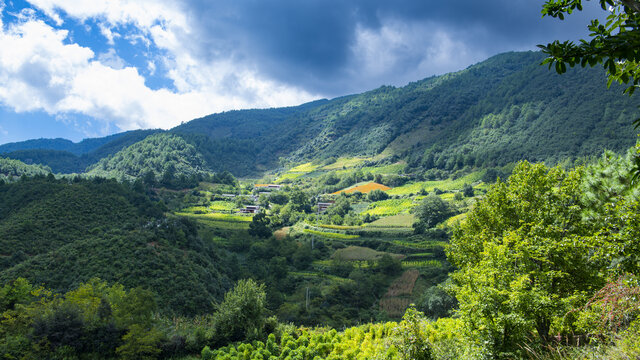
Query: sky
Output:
[[0, 0, 606, 144]]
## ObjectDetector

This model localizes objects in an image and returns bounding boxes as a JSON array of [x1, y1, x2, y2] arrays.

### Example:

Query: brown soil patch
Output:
[[385, 269, 419, 297], [380, 269, 420, 317], [273, 227, 290, 241]]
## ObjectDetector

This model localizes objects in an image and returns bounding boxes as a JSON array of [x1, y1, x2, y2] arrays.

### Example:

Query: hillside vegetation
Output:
[[86, 133, 207, 181], [1, 52, 637, 178], [0, 177, 232, 316]]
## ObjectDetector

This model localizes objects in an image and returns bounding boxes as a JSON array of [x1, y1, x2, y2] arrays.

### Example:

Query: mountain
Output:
[[2, 51, 638, 177], [171, 51, 639, 176], [0, 177, 232, 315], [0, 129, 161, 173], [86, 133, 207, 182], [0, 157, 51, 181]]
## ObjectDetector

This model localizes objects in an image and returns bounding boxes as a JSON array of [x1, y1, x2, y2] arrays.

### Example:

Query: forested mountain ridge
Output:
[[0, 177, 233, 315], [117, 51, 640, 176], [86, 133, 207, 181], [0, 129, 161, 174], [1, 51, 638, 178]]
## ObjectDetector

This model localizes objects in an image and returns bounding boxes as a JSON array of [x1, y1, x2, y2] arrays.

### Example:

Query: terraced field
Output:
[[386, 171, 485, 196]]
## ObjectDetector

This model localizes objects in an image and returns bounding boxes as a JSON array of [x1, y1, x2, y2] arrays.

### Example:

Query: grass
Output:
[[331, 246, 403, 261], [367, 214, 415, 228], [402, 260, 443, 268], [387, 171, 485, 196], [209, 201, 237, 212], [320, 157, 368, 170], [360, 162, 406, 175], [362, 198, 415, 216], [288, 162, 319, 172], [303, 229, 360, 239]]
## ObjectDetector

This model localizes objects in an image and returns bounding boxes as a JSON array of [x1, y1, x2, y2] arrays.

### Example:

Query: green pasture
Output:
[[386, 171, 485, 196], [362, 198, 415, 216]]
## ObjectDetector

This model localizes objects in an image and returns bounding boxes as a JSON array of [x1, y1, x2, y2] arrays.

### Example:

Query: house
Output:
[[317, 201, 335, 213], [254, 184, 282, 191], [240, 205, 261, 214]]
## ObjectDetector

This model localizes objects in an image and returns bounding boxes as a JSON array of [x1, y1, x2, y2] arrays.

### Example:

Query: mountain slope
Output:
[[1, 129, 161, 173], [2, 51, 637, 177], [171, 51, 639, 176], [86, 133, 206, 181], [0, 177, 232, 315]]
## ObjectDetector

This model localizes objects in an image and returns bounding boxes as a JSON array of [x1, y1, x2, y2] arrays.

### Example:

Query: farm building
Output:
[[254, 184, 282, 190], [317, 201, 335, 213], [240, 205, 260, 214]]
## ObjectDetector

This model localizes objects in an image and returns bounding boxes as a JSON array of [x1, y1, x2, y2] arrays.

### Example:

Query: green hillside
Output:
[[0, 157, 51, 181], [1, 52, 636, 178], [0, 177, 232, 315], [171, 51, 638, 176], [1, 129, 161, 174], [86, 133, 206, 181]]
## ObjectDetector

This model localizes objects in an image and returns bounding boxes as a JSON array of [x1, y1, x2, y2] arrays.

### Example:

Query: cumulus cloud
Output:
[[0, 2, 317, 131], [0, 0, 607, 134]]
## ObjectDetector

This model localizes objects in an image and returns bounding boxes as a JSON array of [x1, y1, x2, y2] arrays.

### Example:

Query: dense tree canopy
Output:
[[540, 0, 640, 94], [448, 162, 603, 357]]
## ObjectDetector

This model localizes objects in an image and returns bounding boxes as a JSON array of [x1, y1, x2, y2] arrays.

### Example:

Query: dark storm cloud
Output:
[[180, 0, 605, 96]]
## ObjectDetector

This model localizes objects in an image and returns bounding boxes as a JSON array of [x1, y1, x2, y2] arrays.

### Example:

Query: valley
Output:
[[0, 50, 639, 359]]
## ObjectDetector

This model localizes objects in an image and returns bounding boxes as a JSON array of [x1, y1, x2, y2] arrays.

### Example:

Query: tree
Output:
[[248, 211, 272, 238], [540, 0, 640, 94], [414, 195, 453, 229], [448, 162, 602, 356], [213, 279, 267, 344], [462, 183, 474, 197], [367, 189, 390, 201]]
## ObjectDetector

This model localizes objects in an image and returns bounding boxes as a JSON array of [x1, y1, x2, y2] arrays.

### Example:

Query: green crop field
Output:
[[288, 162, 319, 172], [320, 157, 368, 170], [303, 229, 360, 239], [289, 271, 354, 284], [366, 214, 415, 228], [314, 223, 363, 231], [386, 171, 485, 196], [392, 240, 447, 250], [402, 260, 443, 268], [362, 198, 415, 216], [175, 212, 252, 230], [209, 201, 237, 211]]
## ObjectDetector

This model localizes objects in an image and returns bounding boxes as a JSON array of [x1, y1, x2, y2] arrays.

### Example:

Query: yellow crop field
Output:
[[288, 162, 319, 172], [332, 182, 391, 195]]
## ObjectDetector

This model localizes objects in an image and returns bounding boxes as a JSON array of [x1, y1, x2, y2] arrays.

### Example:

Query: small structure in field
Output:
[[254, 184, 282, 191], [317, 201, 335, 213], [240, 205, 260, 214]]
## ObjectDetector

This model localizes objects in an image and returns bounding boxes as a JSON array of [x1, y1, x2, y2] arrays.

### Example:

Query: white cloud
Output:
[[0, 1, 317, 132], [97, 48, 126, 69], [350, 19, 489, 88]]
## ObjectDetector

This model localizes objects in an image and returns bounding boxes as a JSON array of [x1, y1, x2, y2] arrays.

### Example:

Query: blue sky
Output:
[[0, 0, 605, 145]]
